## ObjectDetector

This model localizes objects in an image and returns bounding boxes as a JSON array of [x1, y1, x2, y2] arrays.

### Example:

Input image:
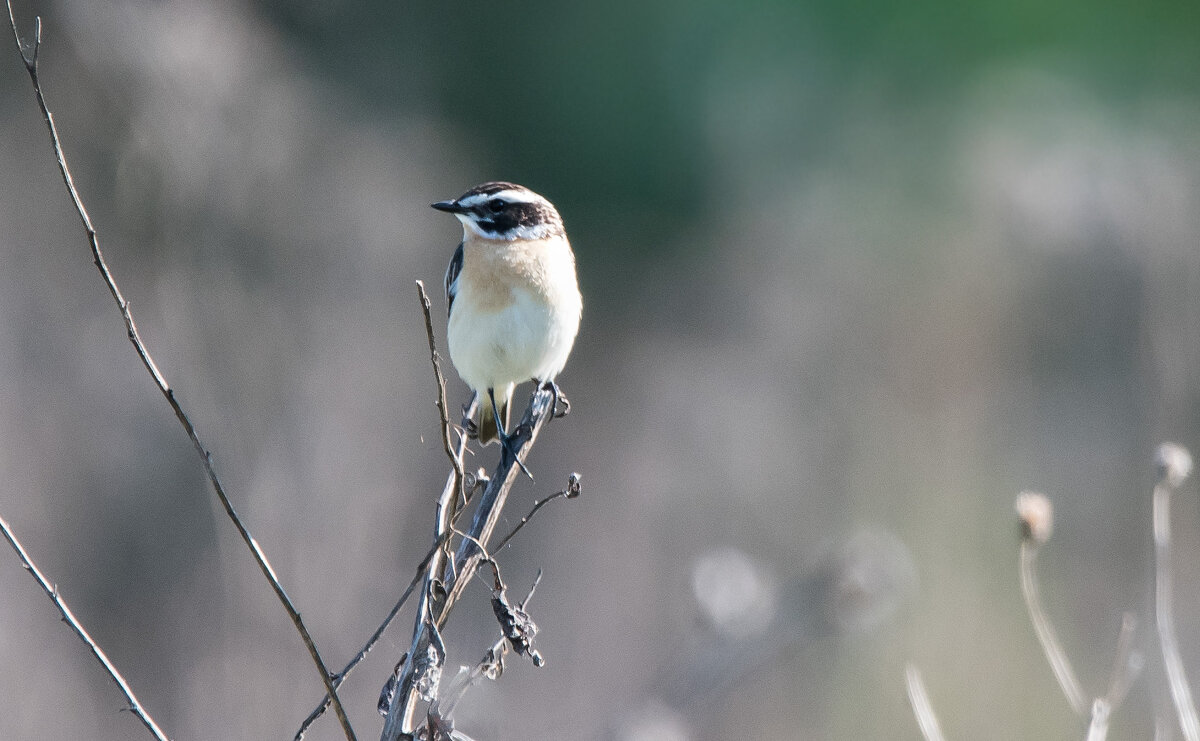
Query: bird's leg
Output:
[[541, 379, 571, 419], [490, 388, 533, 480]]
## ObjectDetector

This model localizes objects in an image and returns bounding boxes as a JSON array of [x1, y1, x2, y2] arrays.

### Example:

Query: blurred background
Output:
[[1, 0, 1198, 738]]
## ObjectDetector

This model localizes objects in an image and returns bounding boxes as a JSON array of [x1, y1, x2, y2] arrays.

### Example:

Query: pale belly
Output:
[[447, 287, 580, 393]]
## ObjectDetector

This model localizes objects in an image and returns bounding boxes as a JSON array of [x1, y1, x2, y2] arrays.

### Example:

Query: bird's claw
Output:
[[540, 380, 571, 419], [462, 417, 480, 440], [461, 401, 480, 438]]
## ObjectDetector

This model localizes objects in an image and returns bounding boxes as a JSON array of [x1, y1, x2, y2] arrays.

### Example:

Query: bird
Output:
[[433, 182, 582, 471]]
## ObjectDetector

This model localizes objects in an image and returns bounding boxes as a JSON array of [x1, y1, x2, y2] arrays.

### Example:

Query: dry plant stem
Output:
[[385, 431, 462, 736], [1019, 540, 1088, 716], [904, 663, 946, 741], [416, 280, 465, 493], [405, 280, 463, 702], [377, 287, 474, 741], [1103, 613, 1140, 712], [1086, 699, 1112, 741], [440, 387, 556, 612], [298, 284, 476, 740], [294, 527, 454, 740], [1153, 479, 1200, 741], [494, 485, 574, 552], [0, 514, 171, 741], [298, 455, 480, 739], [1084, 613, 1141, 741], [381, 386, 558, 740], [3, 6, 356, 740]]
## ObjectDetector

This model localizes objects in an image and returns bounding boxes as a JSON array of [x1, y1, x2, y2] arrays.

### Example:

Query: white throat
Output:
[[456, 213, 558, 242]]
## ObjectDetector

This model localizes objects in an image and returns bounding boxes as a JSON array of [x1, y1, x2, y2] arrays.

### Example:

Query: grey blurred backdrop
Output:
[[1, 0, 1199, 739]]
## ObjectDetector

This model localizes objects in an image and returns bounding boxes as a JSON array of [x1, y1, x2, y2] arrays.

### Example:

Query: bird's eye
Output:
[[487, 199, 505, 213]]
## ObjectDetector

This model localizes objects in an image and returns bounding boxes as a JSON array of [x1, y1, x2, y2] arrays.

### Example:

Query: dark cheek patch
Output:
[[495, 211, 521, 232], [474, 212, 519, 234], [473, 200, 560, 236]]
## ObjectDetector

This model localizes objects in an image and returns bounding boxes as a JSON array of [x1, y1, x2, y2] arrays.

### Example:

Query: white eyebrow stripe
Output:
[[488, 188, 538, 203], [457, 189, 539, 208]]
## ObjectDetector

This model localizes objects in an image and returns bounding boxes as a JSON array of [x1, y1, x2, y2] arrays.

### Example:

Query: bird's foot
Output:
[[540, 379, 571, 419], [461, 400, 480, 439], [462, 418, 481, 440]]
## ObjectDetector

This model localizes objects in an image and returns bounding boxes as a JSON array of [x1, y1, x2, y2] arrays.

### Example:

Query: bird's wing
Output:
[[444, 241, 464, 317]]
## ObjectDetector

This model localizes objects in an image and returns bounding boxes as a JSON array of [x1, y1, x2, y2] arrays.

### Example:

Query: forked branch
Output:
[[4, 4, 355, 739], [1153, 443, 1198, 741]]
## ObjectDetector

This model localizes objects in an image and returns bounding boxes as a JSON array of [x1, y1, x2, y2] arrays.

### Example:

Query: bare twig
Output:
[[0, 513, 171, 740], [427, 570, 546, 740], [1015, 491, 1088, 717], [494, 472, 581, 553], [1086, 613, 1140, 741], [439, 386, 559, 612], [298, 293, 478, 739], [905, 663, 946, 741], [1103, 613, 1141, 713], [382, 430, 464, 737], [4, 5, 355, 739], [416, 280, 464, 493], [295, 526, 453, 740], [381, 383, 561, 740], [1153, 443, 1199, 741], [377, 290, 478, 740], [1019, 539, 1087, 715], [297, 471, 485, 740], [430, 636, 507, 724], [1085, 698, 1112, 741]]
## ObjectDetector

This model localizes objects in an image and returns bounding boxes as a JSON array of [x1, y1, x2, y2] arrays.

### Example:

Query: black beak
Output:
[[431, 199, 469, 214]]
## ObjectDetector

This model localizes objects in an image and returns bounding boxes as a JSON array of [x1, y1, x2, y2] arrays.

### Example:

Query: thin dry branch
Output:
[[0, 513, 171, 741], [439, 386, 559, 612], [1015, 492, 1143, 738], [416, 280, 465, 492], [297, 295, 481, 740], [494, 472, 581, 553], [1087, 613, 1140, 741], [1019, 539, 1088, 716], [4, 6, 355, 739], [905, 663, 946, 741], [381, 383, 562, 739], [1153, 443, 1199, 741], [1103, 613, 1141, 716], [296, 451, 484, 739], [378, 286, 478, 738], [296, 290, 482, 738], [1085, 699, 1112, 741], [295, 526, 452, 740]]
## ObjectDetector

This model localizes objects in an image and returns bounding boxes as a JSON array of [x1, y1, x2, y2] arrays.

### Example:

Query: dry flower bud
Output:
[[1157, 443, 1193, 488], [1016, 491, 1053, 544]]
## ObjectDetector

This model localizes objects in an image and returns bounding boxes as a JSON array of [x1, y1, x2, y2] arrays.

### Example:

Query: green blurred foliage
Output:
[[256, 0, 1200, 221]]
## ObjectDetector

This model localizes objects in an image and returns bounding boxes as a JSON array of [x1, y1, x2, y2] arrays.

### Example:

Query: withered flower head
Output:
[[1157, 443, 1193, 488], [1016, 491, 1053, 545]]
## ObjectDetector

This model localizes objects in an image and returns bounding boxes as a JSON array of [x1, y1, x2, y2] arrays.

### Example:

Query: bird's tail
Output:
[[476, 384, 513, 445]]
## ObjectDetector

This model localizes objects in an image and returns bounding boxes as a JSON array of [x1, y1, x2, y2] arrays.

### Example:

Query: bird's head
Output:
[[433, 182, 565, 241]]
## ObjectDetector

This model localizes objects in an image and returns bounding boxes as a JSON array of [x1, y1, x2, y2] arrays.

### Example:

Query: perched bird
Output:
[[434, 182, 582, 466]]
